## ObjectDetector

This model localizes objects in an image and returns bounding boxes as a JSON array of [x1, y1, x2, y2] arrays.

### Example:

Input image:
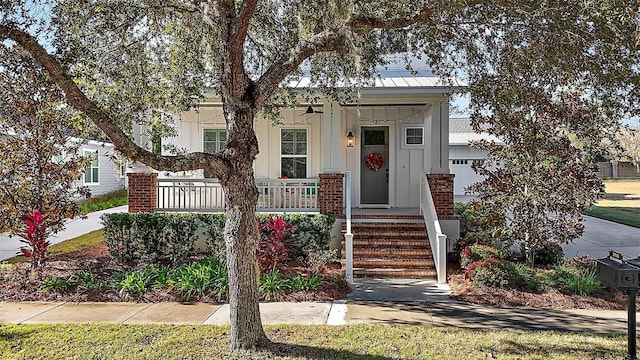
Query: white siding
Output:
[[80, 142, 125, 196]]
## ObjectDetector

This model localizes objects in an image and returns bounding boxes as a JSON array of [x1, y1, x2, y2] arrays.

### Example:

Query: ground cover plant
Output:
[[78, 189, 128, 214], [0, 323, 628, 360]]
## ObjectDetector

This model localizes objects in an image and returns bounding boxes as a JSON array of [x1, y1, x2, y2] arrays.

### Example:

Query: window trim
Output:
[[83, 149, 100, 185], [402, 126, 424, 148], [280, 128, 309, 179]]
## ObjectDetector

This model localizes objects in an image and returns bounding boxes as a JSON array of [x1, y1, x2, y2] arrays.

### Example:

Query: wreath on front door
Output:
[[365, 153, 384, 171]]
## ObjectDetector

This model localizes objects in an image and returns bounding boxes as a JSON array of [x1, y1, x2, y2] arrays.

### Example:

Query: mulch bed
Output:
[[0, 244, 350, 303], [2, 245, 633, 310]]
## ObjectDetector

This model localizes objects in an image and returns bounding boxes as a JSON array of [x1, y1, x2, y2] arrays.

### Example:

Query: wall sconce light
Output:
[[346, 131, 354, 148]]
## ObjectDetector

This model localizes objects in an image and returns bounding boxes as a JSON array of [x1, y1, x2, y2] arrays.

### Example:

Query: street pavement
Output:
[[0, 205, 128, 261], [562, 215, 640, 261]]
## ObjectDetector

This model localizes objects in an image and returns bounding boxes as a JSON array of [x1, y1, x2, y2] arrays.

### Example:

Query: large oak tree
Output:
[[1, 0, 638, 349]]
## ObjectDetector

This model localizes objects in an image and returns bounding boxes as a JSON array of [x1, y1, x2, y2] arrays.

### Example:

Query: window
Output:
[[203, 129, 227, 178], [84, 150, 99, 184], [404, 126, 424, 146], [451, 159, 468, 165], [281, 129, 307, 178], [203, 129, 227, 153], [52, 154, 64, 164]]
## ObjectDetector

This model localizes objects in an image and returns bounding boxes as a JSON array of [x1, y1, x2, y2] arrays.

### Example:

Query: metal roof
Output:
[[449, 118, 504, 145]]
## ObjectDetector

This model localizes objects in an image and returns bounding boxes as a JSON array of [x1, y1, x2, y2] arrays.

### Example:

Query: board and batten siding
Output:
[[162, 105, 323, 179]]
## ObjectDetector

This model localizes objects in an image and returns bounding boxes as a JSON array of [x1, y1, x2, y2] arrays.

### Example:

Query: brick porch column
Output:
[[319, 173, 344, 218], [127, 172, 158, 213], [426, 174, 455, 219]]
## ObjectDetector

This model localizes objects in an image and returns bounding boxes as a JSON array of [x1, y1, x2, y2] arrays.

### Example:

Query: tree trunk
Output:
[[219, 104, 270, 350]]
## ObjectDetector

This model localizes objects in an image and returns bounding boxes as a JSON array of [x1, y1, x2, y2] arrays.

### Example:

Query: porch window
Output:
[[83, 150, 99, 184], [203, 129, 227, 153], [404, 126, 424, 146], [281, 129, 307, 178], [203, 129, 226, 178]]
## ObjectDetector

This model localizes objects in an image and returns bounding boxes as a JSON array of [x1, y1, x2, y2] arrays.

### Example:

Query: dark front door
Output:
[[360, 127, 389, 205]]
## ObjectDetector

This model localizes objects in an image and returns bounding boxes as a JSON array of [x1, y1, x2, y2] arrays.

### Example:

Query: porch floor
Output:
[[350, 207, 420, 216]]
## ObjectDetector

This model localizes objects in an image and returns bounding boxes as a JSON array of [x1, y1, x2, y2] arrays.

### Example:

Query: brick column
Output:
[[127, 172, 158, 213], [319, 173, 344, 218], [426, 174, 455, 219]]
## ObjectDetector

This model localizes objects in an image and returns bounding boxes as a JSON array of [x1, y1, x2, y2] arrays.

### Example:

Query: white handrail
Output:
[[420, 173, 447, 284], [344, 171, 353, 283]]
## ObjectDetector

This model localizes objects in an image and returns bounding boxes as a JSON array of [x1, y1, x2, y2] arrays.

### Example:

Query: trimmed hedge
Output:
[[101, 212, 335, 266]]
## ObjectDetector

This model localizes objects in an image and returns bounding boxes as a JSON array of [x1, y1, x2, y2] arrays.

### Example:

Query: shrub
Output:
[[466, 259, 517, 288], [102, 213, 200, 266], [305, 249, 337, 275], [531, 242, 565, 266], [550, 261, 601, 296], [513, 263, 548, 293], [257, 216, 293, 273], [257, 213, 335, 259], [197, 214, 226, 257], [17, 210, 52, 270], [103, 212, 335, 268], [460, 243, 507, 269], [453, 202, 511, 263]]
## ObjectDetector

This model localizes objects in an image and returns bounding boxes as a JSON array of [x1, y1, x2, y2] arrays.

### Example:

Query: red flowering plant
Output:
[[17, 210, 54, 270], [256, 216, 294, 274]]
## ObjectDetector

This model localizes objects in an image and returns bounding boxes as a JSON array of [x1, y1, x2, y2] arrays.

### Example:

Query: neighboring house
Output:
[[77, 140, 127, 197], [449, 118, 504, 195], [132, 66, 463, 282]]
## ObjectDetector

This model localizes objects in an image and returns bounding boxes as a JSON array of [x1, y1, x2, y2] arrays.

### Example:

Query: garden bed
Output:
[[0, 243, 349, 303]]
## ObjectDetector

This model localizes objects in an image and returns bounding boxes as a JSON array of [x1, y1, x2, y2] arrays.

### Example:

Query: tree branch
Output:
[[0, 25, 226, 173]]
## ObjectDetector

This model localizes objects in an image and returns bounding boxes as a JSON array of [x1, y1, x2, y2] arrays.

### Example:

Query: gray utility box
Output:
[[596, 253, 640, 290]]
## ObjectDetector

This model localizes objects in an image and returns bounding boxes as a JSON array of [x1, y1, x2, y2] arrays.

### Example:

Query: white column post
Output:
[[322, 101, 342, 173]]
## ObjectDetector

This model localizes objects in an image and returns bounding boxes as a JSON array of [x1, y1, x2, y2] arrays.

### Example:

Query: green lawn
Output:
[[0, 323, 627, 359], [584, 179, 640, 228], [5, 229, 104, 264]]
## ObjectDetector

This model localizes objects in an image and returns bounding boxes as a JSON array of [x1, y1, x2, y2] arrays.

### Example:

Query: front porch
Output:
[[127, 171, 456, 283]]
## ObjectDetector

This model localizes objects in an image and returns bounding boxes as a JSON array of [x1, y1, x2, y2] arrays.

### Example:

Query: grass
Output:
[[0, 323, 627, 359], [4, 229, 104, 265], [584, 179, 640, 228], [78, 189, 128, 214]]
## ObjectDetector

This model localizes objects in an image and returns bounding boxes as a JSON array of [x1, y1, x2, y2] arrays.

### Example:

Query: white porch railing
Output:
[[420, 173, 448, 284], [156, 178, 320, 212]]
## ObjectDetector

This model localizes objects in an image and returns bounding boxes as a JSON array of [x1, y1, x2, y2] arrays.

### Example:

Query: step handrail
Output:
[[344, 171, 353, 283], [420, 172, 447, 284]]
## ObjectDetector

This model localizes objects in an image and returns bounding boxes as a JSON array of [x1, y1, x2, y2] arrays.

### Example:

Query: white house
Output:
[[132, 66, 462, 282], [449, 118, 504, 196]]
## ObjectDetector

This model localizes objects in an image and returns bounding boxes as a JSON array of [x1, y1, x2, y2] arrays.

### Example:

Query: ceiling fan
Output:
[[301, 105, 323, 115]]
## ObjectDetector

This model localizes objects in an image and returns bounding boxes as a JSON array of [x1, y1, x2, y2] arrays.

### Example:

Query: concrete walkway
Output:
[[0, 205, 128, 261], [0, 279, 633, 334]]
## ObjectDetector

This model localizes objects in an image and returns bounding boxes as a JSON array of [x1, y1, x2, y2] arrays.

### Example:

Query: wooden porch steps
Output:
[[342, 220, 436, 279]]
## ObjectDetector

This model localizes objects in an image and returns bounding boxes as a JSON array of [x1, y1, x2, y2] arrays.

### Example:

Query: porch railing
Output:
[[420, 173, 448, 284], [156, 178, 320, 212]]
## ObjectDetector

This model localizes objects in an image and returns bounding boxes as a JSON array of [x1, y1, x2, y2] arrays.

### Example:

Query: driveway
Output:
[[0, 205, 128, 261], [562, 215, 640, 260]]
